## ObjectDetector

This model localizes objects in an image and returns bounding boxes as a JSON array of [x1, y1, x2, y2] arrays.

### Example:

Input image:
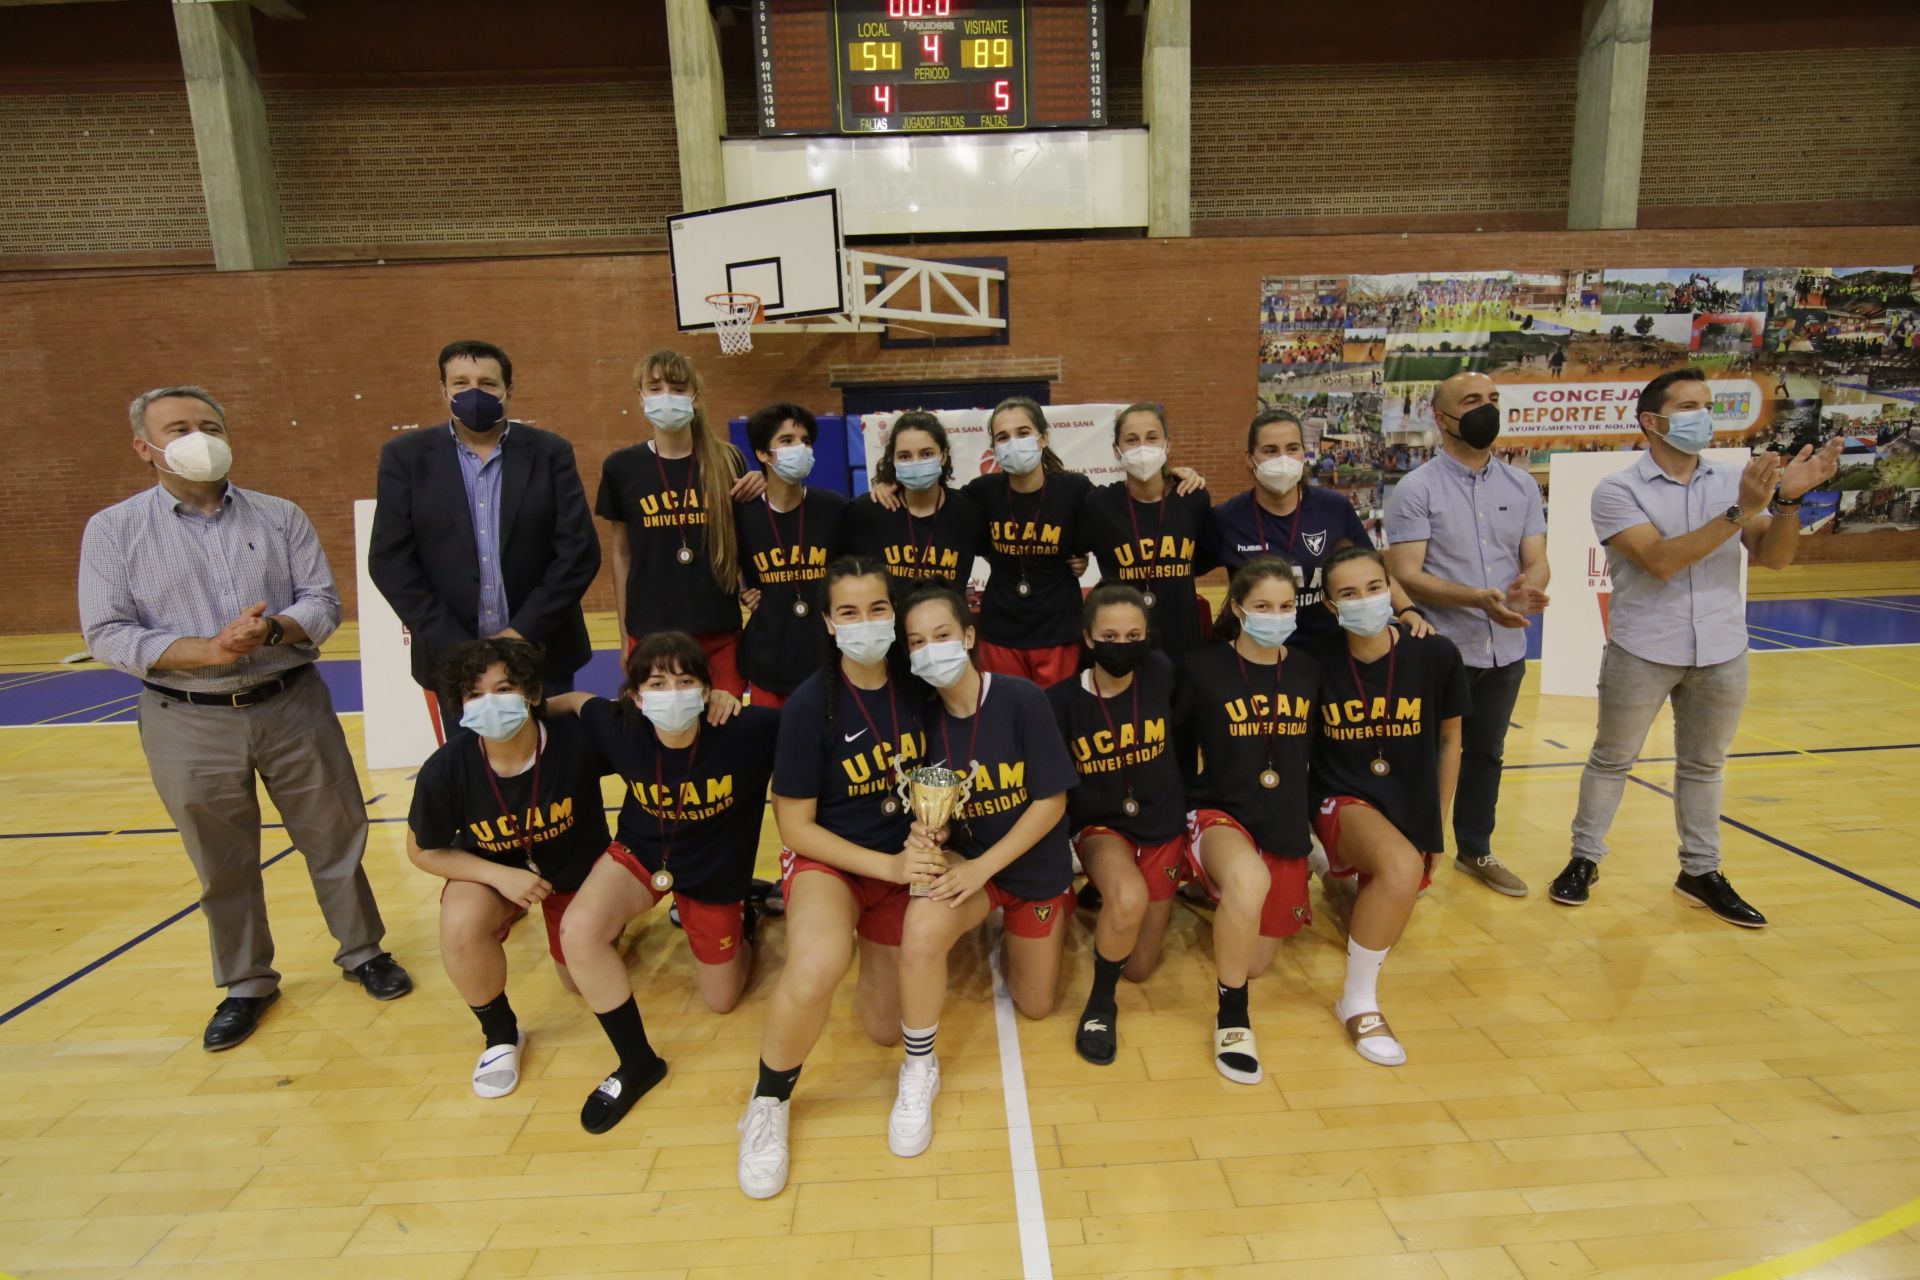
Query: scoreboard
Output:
[[753, 0, 1106, 136]]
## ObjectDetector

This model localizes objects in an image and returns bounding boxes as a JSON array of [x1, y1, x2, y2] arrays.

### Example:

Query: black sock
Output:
[[1085, 951, 1127, 1016], [1216, 980, 1250, 1030], [594, 996, 660, 1073], [469, 993, 518, 1048], [756, 1058, 802, 1102]]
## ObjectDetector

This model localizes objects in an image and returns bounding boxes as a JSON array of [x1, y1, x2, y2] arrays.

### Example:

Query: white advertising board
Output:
[[1541, 449, 1750, 698], [353, 499, 444, 770]]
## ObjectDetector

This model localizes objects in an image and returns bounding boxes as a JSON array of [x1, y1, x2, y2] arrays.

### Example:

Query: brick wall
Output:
[[9, 222, 1917, 634], [0, 91, 207, 255]]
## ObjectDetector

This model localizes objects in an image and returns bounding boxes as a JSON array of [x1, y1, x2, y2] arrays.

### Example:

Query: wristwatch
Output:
[[263, 616, 285, 647], [1772, 488, 1806, 509], [1722, 505, 1750, 528]]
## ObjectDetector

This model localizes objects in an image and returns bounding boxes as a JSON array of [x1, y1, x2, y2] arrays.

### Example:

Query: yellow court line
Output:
[[1715, 1194, 1920, 1278], [1751, 643, 1920, 695]]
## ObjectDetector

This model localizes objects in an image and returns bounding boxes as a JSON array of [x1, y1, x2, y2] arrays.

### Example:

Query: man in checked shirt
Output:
[[79, 386, 412, 1052]]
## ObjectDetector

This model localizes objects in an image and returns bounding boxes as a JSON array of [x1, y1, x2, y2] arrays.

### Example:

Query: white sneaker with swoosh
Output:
[[472, 1032, 526, 1098]]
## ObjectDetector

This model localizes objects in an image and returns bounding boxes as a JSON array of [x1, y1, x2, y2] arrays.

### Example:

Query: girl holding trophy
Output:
[[888, 584, 1078, 1159], [735, 556, 943, 1199]]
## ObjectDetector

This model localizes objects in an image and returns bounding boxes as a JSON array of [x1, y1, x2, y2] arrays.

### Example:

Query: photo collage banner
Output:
[[1258, 266, 1920, 535]]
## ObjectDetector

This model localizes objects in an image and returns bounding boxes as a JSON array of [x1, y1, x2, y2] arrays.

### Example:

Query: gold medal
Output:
[[1016, 580, 1032, 597], [1141, 591, 1157, 609], [1122, 795, 1140, 818], [792, 599, 809, 618], [1259, 769, 1280, 790], [1370, 756, 1391, 778], [881, 796, 899, 816], [650, 868, 674, 893], [675, 545, 694, 565]]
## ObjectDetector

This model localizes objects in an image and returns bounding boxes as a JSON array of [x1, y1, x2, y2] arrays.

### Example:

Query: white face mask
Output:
[[639, 687, 706, 733], [1254, 455, 1304, 495], [1119, 445, 1167, 482], [643, 393, 696, 431], [833, 618, 894, 666], [156, 431, 233, 483], [993, 435, 1044, 476], [909, 639, 971, 689]]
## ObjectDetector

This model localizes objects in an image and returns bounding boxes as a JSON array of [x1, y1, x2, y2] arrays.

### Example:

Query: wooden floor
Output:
[[2, 621, 1919, 1278]]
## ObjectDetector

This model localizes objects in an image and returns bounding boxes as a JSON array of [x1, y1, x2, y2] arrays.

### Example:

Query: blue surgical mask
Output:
[[1335, 592, 1396, 637], [1239, 609, 1297, 649], [644, 393, 696, 431], [771, 444, 814, 483], [909, 639, 971, 689], [450, 388, 505, 431], [993, 436, 1044, 476], [460, 691, 530, 741], [639, 687, 706, 734], [834, 619, 894, 666], [1655, 407, 1715, 454], [895, 458, 944, 491]]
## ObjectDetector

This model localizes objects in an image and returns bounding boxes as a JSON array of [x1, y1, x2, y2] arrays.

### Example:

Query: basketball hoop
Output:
[[705, 292, 761, 356]]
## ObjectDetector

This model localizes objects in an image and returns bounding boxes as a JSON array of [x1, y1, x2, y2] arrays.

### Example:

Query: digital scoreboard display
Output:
[[753, 0, 1105, 136]]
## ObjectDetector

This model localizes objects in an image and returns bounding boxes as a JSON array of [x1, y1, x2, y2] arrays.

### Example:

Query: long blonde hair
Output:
[[635, 348, 743, 594]]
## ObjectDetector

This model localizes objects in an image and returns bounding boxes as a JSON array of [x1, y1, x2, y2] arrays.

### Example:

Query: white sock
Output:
[[1337, 938, 1389, 1018], [902, 1023, 938, 1060]]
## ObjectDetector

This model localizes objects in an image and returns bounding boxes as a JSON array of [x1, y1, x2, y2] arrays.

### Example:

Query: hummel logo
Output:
[[844, 729, 868, 742], [1081, 1019, 1108, 1033]]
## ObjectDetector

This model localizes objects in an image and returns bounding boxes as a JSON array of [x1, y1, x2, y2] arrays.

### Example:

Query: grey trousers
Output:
[[137, 667, 385, 997], [1568, 643, 1748, 877]]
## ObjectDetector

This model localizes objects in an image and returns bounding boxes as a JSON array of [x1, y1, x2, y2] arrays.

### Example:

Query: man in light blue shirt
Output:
[[1386, 372, 1548, 898], [1549, 369, 1841, 927]]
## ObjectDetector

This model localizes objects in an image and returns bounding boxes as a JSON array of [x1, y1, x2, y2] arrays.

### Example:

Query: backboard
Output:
[[667, 188, 845, 330]]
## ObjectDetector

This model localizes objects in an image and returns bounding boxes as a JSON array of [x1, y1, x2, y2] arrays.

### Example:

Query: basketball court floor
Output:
[[2, 578, 1918, 1279]]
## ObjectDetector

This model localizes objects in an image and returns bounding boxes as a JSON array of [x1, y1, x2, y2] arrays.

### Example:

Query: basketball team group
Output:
[[79, 339, 1842, 1200]]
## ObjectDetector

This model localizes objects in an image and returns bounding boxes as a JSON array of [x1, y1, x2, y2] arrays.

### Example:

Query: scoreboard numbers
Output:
[[754, 0, 1105, 136]]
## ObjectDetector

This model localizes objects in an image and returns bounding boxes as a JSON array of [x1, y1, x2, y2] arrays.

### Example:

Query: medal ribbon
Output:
[[1232, 648, 1288, 778], [479, 730, 543, 874], [1343, 634, 1400, 766], [651, 444, 699, 561], [846, 677, 905, 809], [1089, 670, 1143, 813], [651, 728, 702, 881]]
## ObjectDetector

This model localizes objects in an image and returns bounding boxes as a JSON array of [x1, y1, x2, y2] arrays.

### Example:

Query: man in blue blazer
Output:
[[370, 339, 601, 739]]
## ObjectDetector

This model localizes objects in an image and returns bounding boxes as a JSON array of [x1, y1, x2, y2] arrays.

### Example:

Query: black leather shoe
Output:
[[1674, 871, 1767, 928], [1548, 858, 1599, 905], [203, 989, 280, 1051], [343, 953, 413, 1000]]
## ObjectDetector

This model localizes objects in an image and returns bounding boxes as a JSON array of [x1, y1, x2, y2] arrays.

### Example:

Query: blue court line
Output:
[[1624, 775, 1920, 911], [0, 793, 385, 1029]]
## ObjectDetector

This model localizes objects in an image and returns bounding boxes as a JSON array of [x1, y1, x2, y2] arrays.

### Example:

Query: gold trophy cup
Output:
[[895, 763, 973, 897]]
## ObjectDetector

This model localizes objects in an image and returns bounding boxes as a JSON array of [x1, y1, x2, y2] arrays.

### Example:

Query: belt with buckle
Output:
[[142, 664, 311, 708]]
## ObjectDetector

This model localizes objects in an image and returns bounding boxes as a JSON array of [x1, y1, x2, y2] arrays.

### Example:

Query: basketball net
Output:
[[705, 292, 761, 356]]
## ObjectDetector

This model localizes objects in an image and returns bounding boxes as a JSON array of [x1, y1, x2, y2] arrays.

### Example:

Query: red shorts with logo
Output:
[[778, 848, 909, 947], [1312, 796, 1436, 892], [746, 683, 789, 710], [973, 639, 1081, 688], [1184, 809, 1313, 938], [626, 630, 744, 697], [604, 841, 748, 966], [985, 883, 1075, 938], [1072, 826, 1191, 902]]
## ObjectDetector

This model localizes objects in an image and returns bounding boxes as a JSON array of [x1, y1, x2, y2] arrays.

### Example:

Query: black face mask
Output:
[[1089, 638, 1150, 678], [1448, 403, 1501, 450]]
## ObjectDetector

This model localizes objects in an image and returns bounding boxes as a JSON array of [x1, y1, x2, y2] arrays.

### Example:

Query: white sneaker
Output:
[[888, 1054, 941, 1157], [471, 1032, 525, 1099], [737, 1094, 791, 1199]]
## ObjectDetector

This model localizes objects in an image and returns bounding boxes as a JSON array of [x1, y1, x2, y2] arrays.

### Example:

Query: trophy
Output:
[[895, 762, 973, 897]]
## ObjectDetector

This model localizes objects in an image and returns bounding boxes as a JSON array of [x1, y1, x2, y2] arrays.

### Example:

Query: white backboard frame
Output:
[[668, 188, 845, 330]]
